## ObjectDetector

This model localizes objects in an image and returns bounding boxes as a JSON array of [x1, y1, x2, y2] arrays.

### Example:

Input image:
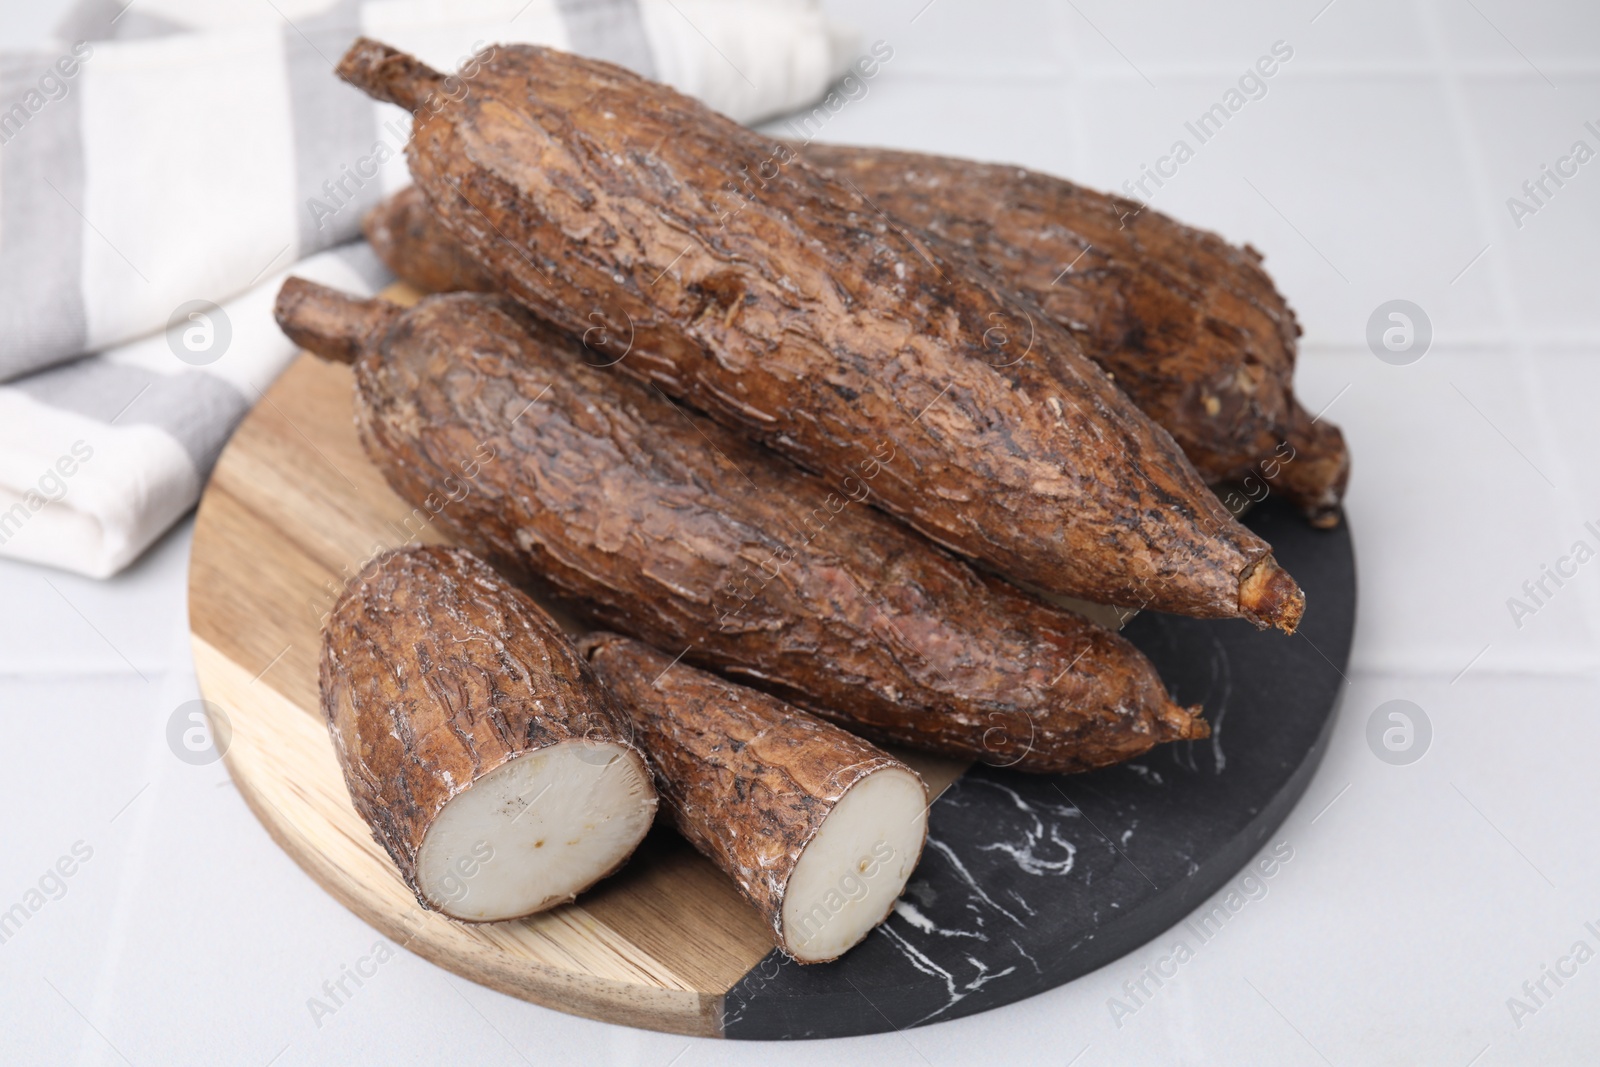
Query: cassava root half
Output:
[[319, 544, 658, 921], [584, 633, 928, 963]]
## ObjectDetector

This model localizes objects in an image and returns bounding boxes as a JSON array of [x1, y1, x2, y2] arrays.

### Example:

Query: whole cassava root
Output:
[[319, 544, 658, 921], [334, 38, 1304, 632], [275, 279, 1208, 773], [366, 168, 1347, 526], [365, 185, 496, 295], [583, 633, 928, 963], [795, 145, 1350, 528], [363, 187, 497, 296]]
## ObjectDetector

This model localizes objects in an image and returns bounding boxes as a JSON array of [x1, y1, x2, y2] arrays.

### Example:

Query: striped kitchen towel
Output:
[[0, 0, 857, 577], [0, 0, 858, 381], [0, 243, 391, 578]]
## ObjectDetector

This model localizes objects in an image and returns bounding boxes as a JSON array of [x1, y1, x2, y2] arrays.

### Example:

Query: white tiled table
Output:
[[3, 1, 1598, 1063]]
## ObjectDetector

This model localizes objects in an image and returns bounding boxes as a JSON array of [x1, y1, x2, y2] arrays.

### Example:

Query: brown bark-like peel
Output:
[[320, 544, 658, 921], [583, 633, 928, 963], [335, 39, 1304, 631], [279, 281, 1207, 773], [335, 37, 444, 110], [363, 187, 498, 296], [795, 145, 1350, 527]]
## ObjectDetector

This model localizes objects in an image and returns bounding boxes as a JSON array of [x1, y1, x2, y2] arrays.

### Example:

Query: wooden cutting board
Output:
[[189, 284, 1355, 1039]]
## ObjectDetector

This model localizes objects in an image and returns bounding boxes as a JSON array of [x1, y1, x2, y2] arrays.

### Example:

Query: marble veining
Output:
[[719, 499, 1353, 1040]]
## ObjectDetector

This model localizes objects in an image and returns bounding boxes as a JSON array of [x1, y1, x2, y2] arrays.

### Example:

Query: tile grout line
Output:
[[1297, 338, 1600, 354], [0, 668, 175, 681], [74, 612, 193, 1066], [873, 61, 1600, 83], [1412, 0, 1600, 652], [1056, 1, 1091, 184]]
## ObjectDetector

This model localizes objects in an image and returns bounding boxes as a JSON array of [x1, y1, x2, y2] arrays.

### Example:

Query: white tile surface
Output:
[[840, 0, 1073, 79], [6, 0, 1600, 1063], [1077, 71, 1504, 347], [1052, 0, 1349, 74], [766, 74, 1081, 177], [1429, 0, 1600, 69], [1458, 73, 1600, 342], [1320, 345, 1595, 675], [0, 514, 193, 677]]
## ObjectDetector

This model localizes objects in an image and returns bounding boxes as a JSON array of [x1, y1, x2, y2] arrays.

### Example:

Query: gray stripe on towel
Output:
[[285, 1, 382, 256], [12, 362, 249, 477], [332, 240, 395, 293], [109, 11, 191, 41], [557, 0, 658, 79], [0, 51, 89, 382], [54, 0, 187, 42]]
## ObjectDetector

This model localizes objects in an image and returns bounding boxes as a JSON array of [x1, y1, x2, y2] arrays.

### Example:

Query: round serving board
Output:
[[189, 285, 1356, 1039]]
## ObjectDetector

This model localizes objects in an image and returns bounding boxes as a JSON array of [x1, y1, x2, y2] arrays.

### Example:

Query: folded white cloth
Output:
[[0, 243, 391, 578], [2, 0, 856, 382], [0, 0, 856, 576]]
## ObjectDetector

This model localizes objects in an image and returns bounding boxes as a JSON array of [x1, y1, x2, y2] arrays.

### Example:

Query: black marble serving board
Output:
[[719, 497, 1356, 1039]]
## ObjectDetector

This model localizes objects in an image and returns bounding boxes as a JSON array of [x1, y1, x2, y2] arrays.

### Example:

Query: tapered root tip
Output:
[[336, 37, 445, 111], [1160, 702, 1210, 742], [1277, 411, 1351, 529], [575, 632, 627, 663], [273, 277, 401, 365], [1286, 447, 1350, 529], [1239, 556, 1306, 634], [1304, 504, 1343, 530]]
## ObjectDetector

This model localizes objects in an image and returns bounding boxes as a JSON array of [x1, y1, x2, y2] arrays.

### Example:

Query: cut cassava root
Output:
[[583, 633, 928, 963], [334, 39, 1304, 632], [274, 280, 1208, 773], [319, 544, 657, 921]]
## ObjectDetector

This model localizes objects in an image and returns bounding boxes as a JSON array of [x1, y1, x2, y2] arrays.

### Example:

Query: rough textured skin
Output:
[[319, 544, 655, 916], [335, 39, 1303, 631], [582, 633, 925, 961], [366, 160, 1347, 526], [364, 186, 498, 296], [797, 145, 1349, 527], [275, 280, 1208, 773]]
